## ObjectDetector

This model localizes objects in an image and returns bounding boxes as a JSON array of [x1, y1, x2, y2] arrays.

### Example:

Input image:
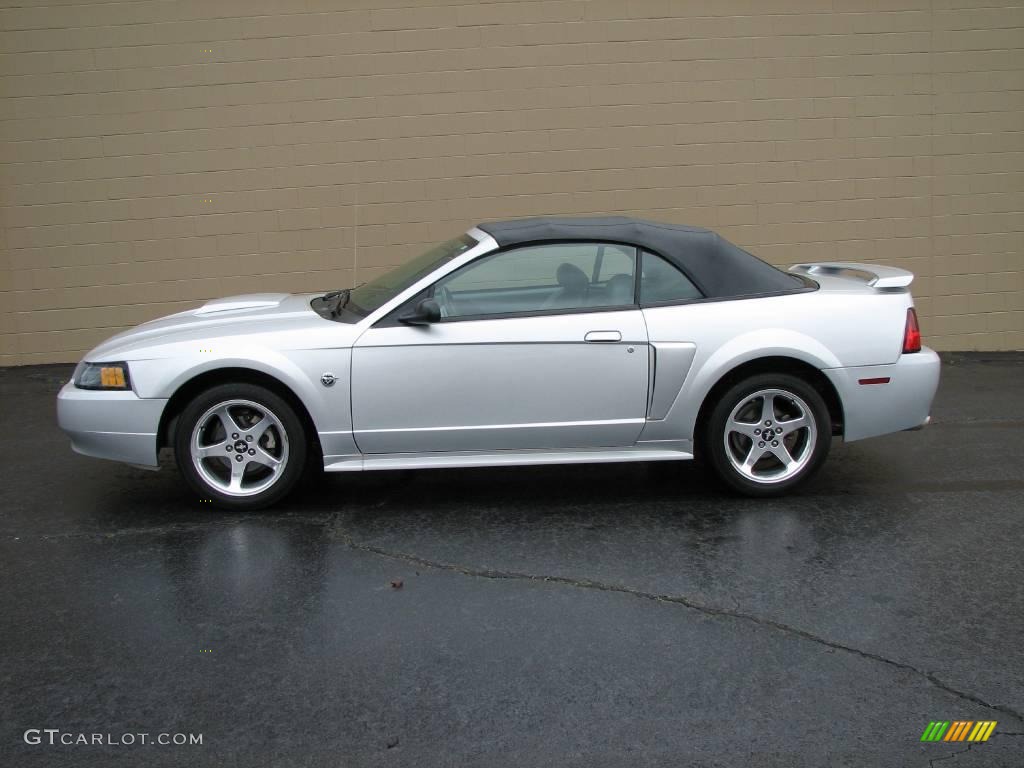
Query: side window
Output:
[[594, 245, 635, 283], [639, 250, 702, 304], [433, 243, 636, 319]]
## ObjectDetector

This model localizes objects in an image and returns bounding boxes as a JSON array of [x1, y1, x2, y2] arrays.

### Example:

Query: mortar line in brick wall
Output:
[[0, 31, 960, 60], [1, 188, 952, 219], [2, 59, 974, 98], [5, 48, 1022, 84], [3, 100, 1020, 135], [2, 7, 974, 37], [1, 155, 973, 191]]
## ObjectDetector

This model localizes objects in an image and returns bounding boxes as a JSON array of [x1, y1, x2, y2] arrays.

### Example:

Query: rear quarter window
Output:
[[640, 250, 703, 303]]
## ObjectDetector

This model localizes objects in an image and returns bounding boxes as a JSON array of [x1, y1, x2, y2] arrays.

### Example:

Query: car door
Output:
[[351, 242, 650, 454]]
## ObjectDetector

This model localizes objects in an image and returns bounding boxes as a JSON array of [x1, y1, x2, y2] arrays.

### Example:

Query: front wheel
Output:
[[705, 373, 831, 497], [173, 383, 307, 510]]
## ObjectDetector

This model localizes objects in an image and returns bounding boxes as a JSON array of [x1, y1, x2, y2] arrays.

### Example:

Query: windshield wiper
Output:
[[322, 288, 350, 318], [321, 282, 368, 318]]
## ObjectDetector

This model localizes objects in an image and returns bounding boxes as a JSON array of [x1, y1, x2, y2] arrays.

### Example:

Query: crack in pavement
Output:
[[328, 518, 1024, 727], [925, 731, 1024, 766], [929, 743, 973, 767]]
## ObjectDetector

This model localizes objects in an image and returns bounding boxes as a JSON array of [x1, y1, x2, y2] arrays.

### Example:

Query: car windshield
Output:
[[346, 234, 477, 315]]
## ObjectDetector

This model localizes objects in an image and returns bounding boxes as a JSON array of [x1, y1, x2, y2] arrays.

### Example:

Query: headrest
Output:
[[555, 262, 588, 292]]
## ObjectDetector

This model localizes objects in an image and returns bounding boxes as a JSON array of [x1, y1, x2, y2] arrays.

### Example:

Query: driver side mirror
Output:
[[398, 298, 441, 326]]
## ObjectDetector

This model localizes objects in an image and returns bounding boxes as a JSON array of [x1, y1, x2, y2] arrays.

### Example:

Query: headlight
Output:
[[73, 361, 131, 391]]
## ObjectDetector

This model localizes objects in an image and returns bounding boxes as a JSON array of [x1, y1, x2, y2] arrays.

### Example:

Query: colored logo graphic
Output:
[[920, 721, 996, 743]]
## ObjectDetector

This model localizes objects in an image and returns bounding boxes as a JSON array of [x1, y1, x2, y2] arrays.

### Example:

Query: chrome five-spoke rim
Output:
[[190, 399, 289, 497], [724, 388, 817, 484]]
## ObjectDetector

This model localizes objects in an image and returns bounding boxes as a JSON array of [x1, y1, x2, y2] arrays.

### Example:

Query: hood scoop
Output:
[[194, 293, 290, 315]]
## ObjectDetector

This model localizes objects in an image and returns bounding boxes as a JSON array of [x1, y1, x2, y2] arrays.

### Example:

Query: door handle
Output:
[[584, 330, 622, 342]]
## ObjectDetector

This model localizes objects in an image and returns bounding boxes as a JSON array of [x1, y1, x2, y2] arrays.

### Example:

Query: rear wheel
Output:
[[173, 383, 307, 509], [705, 373, 830, 497]]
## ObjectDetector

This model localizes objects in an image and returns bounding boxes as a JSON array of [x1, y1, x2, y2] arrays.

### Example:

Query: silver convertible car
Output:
[[58, 217, 940, 508]]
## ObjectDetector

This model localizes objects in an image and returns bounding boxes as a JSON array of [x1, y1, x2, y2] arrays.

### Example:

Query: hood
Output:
[[192, 293, 293, 315], [86, 293, 340, 361]]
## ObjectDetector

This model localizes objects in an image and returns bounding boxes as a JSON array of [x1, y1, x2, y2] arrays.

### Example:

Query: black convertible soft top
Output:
[[477, 216, 805, 299]]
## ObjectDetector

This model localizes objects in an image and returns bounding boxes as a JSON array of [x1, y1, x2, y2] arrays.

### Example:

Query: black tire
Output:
[[173, 382, 307, 510], [704, 372, 831, 497]]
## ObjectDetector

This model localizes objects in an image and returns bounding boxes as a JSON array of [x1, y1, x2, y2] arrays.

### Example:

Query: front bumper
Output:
[[824, 346, 941, 442], [56, 380, 167, 467]]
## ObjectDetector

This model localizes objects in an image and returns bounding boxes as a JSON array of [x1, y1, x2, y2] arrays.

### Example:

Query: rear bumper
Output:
[[824, 347, 941, 442], [56, 381, 167, 467]]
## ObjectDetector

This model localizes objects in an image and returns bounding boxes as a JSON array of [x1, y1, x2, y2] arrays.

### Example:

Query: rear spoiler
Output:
[[788, 262, 914, 290]]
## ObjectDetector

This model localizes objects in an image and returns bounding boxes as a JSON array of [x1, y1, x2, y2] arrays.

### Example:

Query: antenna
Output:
[[352, 178, 359, 284]]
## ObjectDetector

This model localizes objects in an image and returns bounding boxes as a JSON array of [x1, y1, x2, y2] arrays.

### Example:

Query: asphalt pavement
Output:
[[1, 353, 1022, 767]]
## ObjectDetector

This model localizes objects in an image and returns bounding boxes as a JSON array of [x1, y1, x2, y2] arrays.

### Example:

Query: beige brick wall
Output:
[[1, 0, 1022, 364]]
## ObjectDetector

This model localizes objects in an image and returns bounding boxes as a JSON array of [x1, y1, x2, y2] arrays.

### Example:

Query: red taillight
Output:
[[903, 308, 921, 354]]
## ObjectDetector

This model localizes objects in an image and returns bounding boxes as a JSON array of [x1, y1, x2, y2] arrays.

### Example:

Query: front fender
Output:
[[127, 344, 354, 455]]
